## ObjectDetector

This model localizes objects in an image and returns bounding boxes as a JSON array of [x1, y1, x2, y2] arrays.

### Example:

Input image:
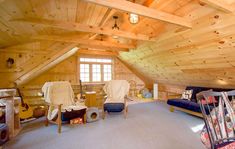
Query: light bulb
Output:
[[129, 13, 139, 24]]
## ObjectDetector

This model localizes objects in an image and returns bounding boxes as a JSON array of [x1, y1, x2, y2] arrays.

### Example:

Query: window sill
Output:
[[82, 82, 106, 85]]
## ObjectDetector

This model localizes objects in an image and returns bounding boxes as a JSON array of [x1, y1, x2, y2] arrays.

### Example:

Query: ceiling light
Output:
[[6, 58, 14, 68], [112, 16, 119, 30], [99, 34, 104, 41], [112, 16, 119, 39], [112, 35, 119, 39], [129, 13, 139, 24]]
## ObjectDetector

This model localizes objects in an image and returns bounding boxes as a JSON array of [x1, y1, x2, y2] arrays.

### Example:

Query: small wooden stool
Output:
[[85, 91, 97, 108]]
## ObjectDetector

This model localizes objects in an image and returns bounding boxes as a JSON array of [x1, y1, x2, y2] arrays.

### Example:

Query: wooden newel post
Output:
[[5, 98, 14, 138], [0, 89, 21, 138]]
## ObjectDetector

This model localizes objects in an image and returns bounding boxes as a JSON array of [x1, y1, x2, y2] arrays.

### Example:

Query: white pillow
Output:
[[181, 90, 193, 100]]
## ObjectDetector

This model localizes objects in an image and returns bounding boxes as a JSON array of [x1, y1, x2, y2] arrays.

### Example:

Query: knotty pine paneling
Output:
[[119, 2, 235, 89], [18, 55, 145, 105]]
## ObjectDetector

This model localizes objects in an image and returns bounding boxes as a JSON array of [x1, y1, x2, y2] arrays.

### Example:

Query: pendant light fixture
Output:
[[112, 16, 119, 30], [99, 34, 104, 41], [6, 58, 14, 68], [112, 16, 119, 39]]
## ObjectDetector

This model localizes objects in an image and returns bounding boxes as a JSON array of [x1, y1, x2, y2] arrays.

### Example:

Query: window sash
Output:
[[80, 64, 90, 82], [80, 58, 112, 63], [79, 60, 112, 83], [92, 64, 101, 82]]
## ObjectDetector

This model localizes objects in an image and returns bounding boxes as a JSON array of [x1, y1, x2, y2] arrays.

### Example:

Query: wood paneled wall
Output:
[[0, 45, 45, 87], [114, 57, 145, 91], [4, 0, 235, 103], [25, 56, 78, 86], [0, 53, 146, 105]]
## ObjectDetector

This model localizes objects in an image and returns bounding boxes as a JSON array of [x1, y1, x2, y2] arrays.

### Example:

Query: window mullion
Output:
[[101, 64, 104, 82], [90, 64, 92, 82]]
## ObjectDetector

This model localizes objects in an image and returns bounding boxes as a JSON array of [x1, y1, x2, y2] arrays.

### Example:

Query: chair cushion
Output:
[[104, 103, 124, 112], [61, 108, 86, 122]]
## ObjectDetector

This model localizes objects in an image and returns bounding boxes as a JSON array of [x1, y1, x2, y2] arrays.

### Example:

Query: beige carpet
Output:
[[5, 102, 205, 149], [127, 96, 156, 105]]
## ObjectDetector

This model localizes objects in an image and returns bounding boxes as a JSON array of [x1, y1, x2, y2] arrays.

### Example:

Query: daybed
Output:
[[167, 86, 233, 117]]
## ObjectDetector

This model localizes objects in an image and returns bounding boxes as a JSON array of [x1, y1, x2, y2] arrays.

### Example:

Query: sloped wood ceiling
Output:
[[119, 0, 235, 89], [1, 0, 235, 88]]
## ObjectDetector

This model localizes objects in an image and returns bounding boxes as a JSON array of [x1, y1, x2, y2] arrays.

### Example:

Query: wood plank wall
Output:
[[0, 52, 147, 106], [0, 42, 187, 103], [114, 57, 145, 91]]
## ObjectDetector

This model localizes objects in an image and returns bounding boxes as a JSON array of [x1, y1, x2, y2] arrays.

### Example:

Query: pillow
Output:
[[181, 90, 193, 100], [201, 96, 217, 105]]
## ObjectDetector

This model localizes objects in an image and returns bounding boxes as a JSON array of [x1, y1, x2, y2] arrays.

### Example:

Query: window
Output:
[[79, 57, 112, 82], [103, 64, 112, 81], [80, 64, 90, 82], [92, 64, 101, 82]]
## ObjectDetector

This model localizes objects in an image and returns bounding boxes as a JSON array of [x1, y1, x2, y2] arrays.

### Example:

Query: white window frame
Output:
[[78, 56, 113, 83]]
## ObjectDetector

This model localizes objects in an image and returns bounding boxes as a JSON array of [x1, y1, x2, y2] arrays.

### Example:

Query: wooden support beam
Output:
[[78, 45, 127, 52], [15, 44, 78, 86], [12, 18, 152, 41], [33, 35, 132, 51], [84, 0, 192, 28], [200, 0, 234, 13], [78, 49, 118, 56], [0, 48, 48, 54], [89, 8, 116, 40]]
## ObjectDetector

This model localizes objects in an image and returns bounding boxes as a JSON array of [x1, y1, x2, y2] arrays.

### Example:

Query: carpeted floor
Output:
[[6, 102, 205, 149]]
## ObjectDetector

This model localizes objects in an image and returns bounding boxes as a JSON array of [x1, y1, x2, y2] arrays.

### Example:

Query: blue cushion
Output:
[[61, 108, 86, 122], [104, 103, 124, 112], [167, 99, 212, 114]]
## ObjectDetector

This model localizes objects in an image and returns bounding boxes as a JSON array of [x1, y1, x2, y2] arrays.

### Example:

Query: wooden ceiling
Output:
[[1, 0, 235, 88]]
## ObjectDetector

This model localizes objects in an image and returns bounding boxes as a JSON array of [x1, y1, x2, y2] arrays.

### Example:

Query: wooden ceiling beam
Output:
[[12, 18, 152, 41], [143, 0, 154, 7], [78, 45, 127, 51], [84, 0, 192, 28], [0, 48, 48, 54], [78, 49, 118, 56], [33, 35, 132, 51], [15, 44, 78, 86], [89, 8, 116, 40], [200, 0, 234, 13]]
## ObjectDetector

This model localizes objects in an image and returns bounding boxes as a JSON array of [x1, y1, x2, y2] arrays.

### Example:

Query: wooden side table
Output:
[[85, 91, 97, 108]]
